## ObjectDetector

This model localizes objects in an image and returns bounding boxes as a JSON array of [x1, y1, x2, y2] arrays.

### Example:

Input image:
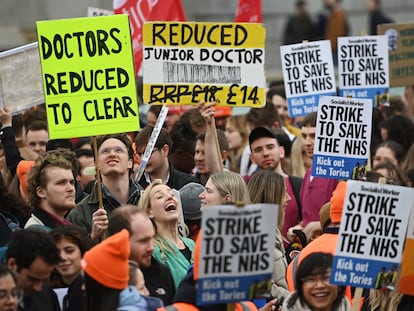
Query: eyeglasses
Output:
[[0, 288, 23, 300], [302, 273, 331, 287], [136, 147, 158, 158], [99, 146, 128, 155]]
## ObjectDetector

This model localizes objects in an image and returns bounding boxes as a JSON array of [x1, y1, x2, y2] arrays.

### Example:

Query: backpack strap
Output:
[[288, 176, 303, 220]]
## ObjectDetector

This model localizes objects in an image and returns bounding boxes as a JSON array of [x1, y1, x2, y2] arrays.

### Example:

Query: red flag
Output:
[[234, 0, 262, 23], [113, 0, 186, 76]]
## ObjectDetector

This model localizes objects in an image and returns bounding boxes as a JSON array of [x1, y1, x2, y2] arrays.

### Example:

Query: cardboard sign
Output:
[[338, 35, 389, 107], [0, 42, 44, 113], [197, 204, 277, 305], [142, 22, 266, 107], [280, 40, 336, 117], [378, 22, 414, 87], [36, 14, 139, 139], [330, 180, 413, 289], [312, 96, 372, 180]]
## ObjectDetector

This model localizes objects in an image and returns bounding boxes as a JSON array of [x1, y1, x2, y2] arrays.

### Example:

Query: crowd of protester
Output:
[[0, 77, 413, 311]]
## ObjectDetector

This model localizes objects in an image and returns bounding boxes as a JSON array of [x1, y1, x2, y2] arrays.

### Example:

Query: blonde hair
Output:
[[290, 137, 306, 178], [225, 115, 249, 173], [209, 171, 250, 204], [137, 179, 186, 258], [247, 170, 286, 228]]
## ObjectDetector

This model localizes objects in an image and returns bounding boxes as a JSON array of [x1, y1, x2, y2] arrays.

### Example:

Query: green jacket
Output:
[[153, 236, 195, 288]]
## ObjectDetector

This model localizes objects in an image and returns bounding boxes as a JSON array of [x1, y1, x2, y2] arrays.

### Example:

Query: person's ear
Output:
[[7, 258, 17, 271], [273, 121, 281, 129], [161, 144, 169, 157], [36, 186, 46, 199], [279, 146, 285, 158]]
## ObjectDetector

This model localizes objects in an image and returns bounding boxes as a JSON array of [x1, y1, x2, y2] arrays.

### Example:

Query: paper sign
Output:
[[197, 204, 277, 305], [36, 14, 139, 139], [0, 42, 44, 113], [142, 22, 266, 107], [330, 180, 413, 289], [280, 40, 336, 117], [378, 22, 414, 87], [338, 35, 389, 107], [312, 96, 372, 180]]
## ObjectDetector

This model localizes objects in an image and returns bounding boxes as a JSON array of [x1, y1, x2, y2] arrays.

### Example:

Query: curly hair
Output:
[[26, 150, 73, 208]]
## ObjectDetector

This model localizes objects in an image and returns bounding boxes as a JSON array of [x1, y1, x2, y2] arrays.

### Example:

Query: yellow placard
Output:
[[378, 22, 414, 87], [142, 22, 266, 107], [37, 14, 139, 139]]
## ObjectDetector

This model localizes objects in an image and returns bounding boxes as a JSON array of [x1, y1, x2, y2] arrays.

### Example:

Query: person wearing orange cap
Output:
[[16, 160, 35, 202], [212, 106, 232, 131], [81, 229, 130, 311], [0, 107, 48, 179]]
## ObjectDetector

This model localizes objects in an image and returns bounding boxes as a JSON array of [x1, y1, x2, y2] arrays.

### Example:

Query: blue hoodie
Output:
[[117, 286, 164, 311], [117, 286, 148, 311]]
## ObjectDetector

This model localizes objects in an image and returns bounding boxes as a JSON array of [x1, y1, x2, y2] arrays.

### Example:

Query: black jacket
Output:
[[142, 257, 176, 306], [138, 163, 201, 190], [20, 284, 61, 311]]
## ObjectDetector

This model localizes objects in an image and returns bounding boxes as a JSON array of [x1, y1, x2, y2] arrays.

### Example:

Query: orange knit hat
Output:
[[329, 181, 347, 224], [16, 160, 35, 197], [81, 229, 130, 289]]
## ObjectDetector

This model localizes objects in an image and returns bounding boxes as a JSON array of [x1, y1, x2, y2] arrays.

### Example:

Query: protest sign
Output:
[[330, 180, 413, 289], [142, 22, 266, 107], [378, 22, 414, 87], [399, 207, 414, 295], [0, 42, 44, 113], [312, 96, 372, 180], [280, 40, 336, 117], [36, 14, 139, 139], [338, 35, 389, 107], [87, 7, 113, 17], [197, 204, 277, 305]]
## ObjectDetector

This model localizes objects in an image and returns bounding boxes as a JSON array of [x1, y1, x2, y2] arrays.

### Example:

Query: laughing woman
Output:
[[138, 179, 194, 288], [283, 252, 351, 311]]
